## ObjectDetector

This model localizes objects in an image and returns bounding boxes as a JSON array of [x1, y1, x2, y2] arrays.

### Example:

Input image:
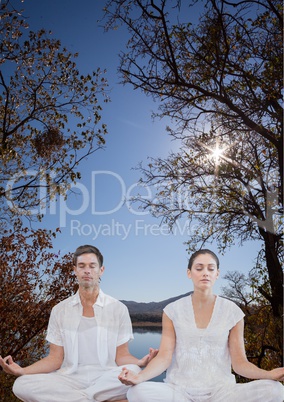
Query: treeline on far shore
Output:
[[130, 313, 162, 327]]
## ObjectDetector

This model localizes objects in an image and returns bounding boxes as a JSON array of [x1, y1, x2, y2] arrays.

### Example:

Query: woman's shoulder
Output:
[[164, 293, 192, 312], [218, 295, 241, 309], [217, 296, 245, 320]]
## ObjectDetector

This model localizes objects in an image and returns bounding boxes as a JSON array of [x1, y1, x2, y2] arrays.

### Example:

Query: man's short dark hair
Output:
[[73, 245, 103, 267]]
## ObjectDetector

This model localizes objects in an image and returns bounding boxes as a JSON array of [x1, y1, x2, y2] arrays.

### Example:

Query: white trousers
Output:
[[127, 380, 284, 402], [13, 364, 141, 402]]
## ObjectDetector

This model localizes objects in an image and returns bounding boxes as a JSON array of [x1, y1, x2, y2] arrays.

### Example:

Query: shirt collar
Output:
[[71, 289, 105, 307]]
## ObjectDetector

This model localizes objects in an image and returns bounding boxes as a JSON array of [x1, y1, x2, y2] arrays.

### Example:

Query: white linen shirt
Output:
[[164, 295, 245, 394], [46, 289, 133, 374]]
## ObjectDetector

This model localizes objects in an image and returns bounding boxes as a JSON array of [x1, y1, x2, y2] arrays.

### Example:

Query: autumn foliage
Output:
[[222, 270, 283, 377], [0, 223, 77, 401], [0, 1, 109, 398]]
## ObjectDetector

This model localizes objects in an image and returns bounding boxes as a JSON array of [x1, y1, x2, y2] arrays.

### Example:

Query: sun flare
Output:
[[211, 144, 224, 163]]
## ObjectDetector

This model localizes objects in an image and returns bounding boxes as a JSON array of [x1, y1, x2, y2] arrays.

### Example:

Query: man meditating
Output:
[[0, 244, 156, 402]]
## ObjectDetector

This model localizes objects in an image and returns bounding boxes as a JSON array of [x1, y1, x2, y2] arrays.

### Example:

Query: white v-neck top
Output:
[[163, 295, 244, 394]]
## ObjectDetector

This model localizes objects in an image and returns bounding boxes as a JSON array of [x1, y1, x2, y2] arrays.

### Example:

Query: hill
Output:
[[121, 292, 192, 326]]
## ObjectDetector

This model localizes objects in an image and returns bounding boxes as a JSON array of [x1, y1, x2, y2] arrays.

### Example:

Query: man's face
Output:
[[73, 253, 104, 289]]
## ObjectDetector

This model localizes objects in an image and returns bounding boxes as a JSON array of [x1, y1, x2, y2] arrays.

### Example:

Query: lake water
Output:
[[128, 328, 165, 382]]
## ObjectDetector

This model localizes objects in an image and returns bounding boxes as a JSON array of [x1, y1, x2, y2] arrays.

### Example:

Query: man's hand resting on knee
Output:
[[0, 355, 24, 377]]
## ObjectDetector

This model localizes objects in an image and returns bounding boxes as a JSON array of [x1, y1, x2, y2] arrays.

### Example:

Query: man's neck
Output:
[[79, 286, 100, 306]]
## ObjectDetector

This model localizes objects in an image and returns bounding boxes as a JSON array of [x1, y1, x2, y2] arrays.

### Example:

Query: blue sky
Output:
[[14, 0, 261, 302]]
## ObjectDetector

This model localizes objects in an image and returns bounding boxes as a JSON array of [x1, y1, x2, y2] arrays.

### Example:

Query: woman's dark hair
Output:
[[73, 245, 103, 267], [187, 249, 219, 270]]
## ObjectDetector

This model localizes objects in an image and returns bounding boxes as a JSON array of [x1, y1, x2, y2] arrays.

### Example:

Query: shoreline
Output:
[[132, 321, 162, 329]]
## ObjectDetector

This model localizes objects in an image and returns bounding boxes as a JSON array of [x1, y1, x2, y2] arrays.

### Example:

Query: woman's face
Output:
[[187, 253, 219, 289]]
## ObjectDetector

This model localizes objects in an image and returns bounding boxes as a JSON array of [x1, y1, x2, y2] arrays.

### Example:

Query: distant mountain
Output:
[[121, 293, 235, 326], [121, 292, 193, 316]]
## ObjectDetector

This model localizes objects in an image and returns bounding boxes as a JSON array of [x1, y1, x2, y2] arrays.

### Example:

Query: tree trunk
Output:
[[260, 229, 283, 317]]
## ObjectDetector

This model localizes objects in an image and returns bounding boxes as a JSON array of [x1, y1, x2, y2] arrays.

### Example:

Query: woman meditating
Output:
[[119, 249, 284, 402]]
